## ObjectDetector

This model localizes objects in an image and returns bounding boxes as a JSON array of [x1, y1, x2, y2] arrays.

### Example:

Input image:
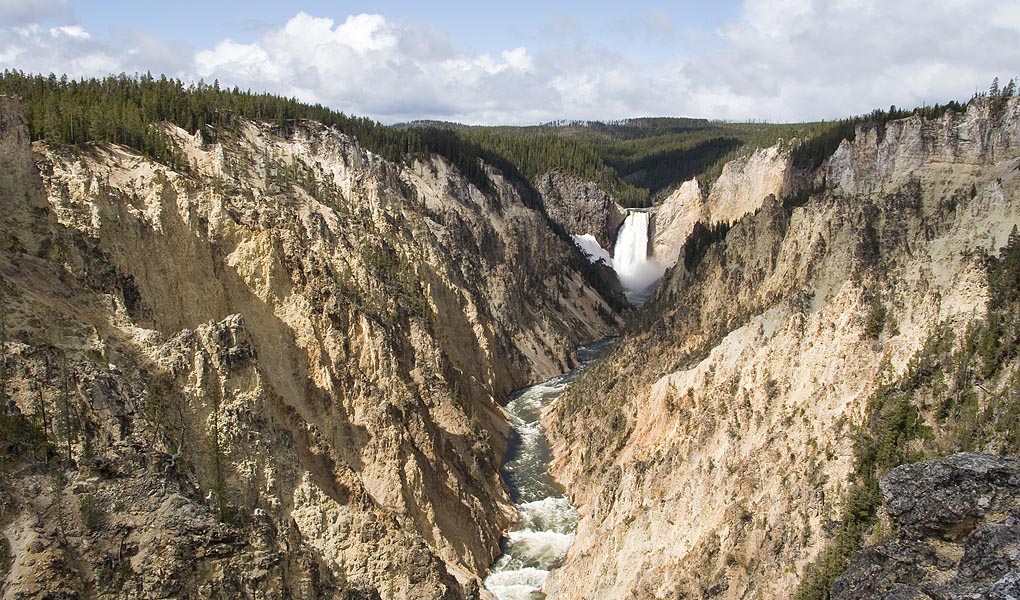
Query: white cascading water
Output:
[[612, 211, 664, 305], [484, 340, 614, 600]]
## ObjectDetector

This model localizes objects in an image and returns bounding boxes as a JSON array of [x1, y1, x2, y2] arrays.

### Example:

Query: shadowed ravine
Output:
[[484, 339, 615, 599]]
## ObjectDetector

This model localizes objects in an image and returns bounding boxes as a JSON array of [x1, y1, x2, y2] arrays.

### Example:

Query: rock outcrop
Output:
[[544, 98, 1020, 599], [650, 142, 797, 268], [536, 170, 627, 251], [0, 97, 622, 598], [833, 453, 1020, 600]]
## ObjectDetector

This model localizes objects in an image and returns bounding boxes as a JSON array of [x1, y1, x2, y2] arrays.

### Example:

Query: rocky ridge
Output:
[[0, 96, 622, 598], [833, 453, 1020, 600], [536, 170, 627, 251], [650, 143, 798, 268], [544, 97, 1020, 599]]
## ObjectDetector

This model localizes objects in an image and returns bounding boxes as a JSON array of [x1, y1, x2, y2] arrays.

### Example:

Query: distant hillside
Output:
[[406, 117, 824, 207], [404, 110, 965, 208]]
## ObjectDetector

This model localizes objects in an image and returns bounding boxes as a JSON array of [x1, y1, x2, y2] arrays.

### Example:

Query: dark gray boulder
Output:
[[832, 453, 1020, 600]]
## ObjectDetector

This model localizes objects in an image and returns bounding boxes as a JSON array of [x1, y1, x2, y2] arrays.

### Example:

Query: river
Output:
[[483, 339, 615, 600]]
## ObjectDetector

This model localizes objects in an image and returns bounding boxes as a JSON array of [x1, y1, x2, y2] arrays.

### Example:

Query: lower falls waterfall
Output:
[[485, 212, 659, 597], [612, 210, 664, 305]]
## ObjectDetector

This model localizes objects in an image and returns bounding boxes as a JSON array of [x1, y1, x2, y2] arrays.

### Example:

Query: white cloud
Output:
[[1, 3, 1018, 124], [0, 22, 190, 79], [191, 12, 554, 123], [680, 0, 1020, 121], [502, 47, 533, 73], [50, 24, 87, 39]]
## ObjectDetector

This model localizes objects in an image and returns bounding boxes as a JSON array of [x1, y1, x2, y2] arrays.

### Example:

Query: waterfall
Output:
[[612, 211, 663, 305]]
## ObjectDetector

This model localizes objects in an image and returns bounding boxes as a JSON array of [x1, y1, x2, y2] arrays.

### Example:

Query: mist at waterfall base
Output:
[[572, 211, 664, 306], [484, 340, 614, 600]]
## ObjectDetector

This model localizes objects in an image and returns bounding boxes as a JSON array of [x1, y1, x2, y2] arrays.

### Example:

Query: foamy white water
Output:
[[612, 211, 664, 305], [571, 234, 613, 267], [484, 340, 614, 600]]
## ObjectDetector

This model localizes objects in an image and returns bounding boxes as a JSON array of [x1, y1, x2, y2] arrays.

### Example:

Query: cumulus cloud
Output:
[[1, 2, 1017, 124], [191, 12, 551, 122], [1, 24, 119, 76], [0, 21, 191, 78], [680, 0, 1020, 121]]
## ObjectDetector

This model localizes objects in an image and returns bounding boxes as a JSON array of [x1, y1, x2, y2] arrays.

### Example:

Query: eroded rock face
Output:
[[651, 143, 797, 268], [544, 97, 1020, 599], [0, 98, 622, 598], [537, 170, 627, 251], [832, 453, 1020, 600]]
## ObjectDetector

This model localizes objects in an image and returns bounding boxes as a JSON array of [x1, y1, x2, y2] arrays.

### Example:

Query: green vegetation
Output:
[[795, 227, 1020, 599], [443, 117, 827, 207], [460, 128, 649, 206], [683, 220, 733, 271], [581, 117, 809, 198], [863, 296, 887, 339], [0, 70, 511, 194], [77, 492, 104, 531]]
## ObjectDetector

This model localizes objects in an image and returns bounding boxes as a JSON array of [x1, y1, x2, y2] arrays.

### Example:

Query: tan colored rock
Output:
[[651, 143, 796, 268], [649, 178, 705, 267], [536, 170, 627, 250], [0, 97, 622, 599], [544, 97, 1020, 599]]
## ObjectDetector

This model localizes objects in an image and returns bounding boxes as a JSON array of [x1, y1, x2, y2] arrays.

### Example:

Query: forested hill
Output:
[[0, 70, 516, 197], [395, 117, 823, 207], [0, 70, 977, 209], [453, 119, 817, 206]]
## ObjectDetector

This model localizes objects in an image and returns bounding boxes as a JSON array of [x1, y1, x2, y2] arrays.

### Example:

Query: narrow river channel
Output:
[[484, 339, 615, 600]]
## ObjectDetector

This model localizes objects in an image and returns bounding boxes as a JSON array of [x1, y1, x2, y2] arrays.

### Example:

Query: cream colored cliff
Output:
[[0, 97, 621, 599], [651, 143, 796, 268], [544, 97, 1020, 599]]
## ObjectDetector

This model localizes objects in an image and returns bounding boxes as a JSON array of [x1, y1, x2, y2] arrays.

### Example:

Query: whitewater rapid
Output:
[[484, 340, 614, 600]]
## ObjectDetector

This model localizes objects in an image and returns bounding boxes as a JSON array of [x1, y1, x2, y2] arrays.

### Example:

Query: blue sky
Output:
[[61, 1, 743, 60], [1, 0, 1018, 124]]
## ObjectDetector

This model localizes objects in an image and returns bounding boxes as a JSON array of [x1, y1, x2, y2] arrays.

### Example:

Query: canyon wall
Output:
[[536, 171, 627, 251], [0, 97, 622, 599], [544, 97, 1020, 599], [651, 143, 799, 268]]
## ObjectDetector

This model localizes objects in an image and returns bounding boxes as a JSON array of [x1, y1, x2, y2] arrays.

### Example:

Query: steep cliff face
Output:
[[651, 143, 798, 268], [544, 98, 1020, 599], [536, 171, 627, 251], [0, 97, 621, 598]]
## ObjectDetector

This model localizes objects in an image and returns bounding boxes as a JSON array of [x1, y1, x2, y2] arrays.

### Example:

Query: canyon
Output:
[[0, 95, 623, 598], [1, 89, 1019, 600], [545, 97, 1020, 598]]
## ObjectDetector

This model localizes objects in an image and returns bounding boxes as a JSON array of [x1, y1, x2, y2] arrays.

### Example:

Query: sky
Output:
[[1, 0, 1017, 125]]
